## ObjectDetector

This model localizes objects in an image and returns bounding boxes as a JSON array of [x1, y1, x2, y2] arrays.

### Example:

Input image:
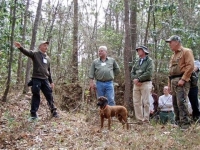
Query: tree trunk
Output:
[[152, 0, 158, 91], [23, 0, 43, 93], [130, 0, 137, 55], [123, 0, 132, 110], [129, 0, 137, 112], [46, 0, 60, 43], [17, 0, 30, 86], [71, 0, 79, 83], [144, 0, 153, 45], [2, 0, 17, 102]]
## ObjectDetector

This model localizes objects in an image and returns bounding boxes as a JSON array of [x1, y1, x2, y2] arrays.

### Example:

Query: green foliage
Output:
[[97, 27, 123, 55], [109, 0, 124, 13], [0, 0, 28, 90]]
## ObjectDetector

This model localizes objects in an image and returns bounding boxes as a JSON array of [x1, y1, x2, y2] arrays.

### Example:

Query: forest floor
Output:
[[1, 88, 200, 150]]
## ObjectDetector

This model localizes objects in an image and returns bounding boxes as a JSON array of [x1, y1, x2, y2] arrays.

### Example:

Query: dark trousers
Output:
[[30, 78, 56, 115], [188, 86, 200, 120]]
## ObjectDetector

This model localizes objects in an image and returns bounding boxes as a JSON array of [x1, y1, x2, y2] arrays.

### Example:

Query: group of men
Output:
[[14, 35, 200, 129], [89, 35, 200, 130]]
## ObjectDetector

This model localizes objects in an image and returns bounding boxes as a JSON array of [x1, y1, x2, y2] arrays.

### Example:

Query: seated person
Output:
[[149, 86, 158, 118], [158, 86, 175, 124]]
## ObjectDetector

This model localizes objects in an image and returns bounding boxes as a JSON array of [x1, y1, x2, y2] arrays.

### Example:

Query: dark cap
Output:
[[136, 46, 149, 54], [165, 35, 181, 43]]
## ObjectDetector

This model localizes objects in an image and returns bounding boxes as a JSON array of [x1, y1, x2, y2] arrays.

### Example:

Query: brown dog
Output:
[[97, 96, 129, 130]]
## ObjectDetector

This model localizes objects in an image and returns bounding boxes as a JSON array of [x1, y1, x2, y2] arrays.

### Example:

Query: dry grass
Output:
[[1, 91, 200, 149]]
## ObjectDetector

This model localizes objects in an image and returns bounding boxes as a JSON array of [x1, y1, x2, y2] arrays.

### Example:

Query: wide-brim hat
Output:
[[165, 35, 181, 43], [136, 46, 149, 54]]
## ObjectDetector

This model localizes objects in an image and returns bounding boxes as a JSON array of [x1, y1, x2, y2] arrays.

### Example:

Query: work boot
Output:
[[52, 111, 58, 118], [180, 124, 190, 130], [193, 116, 200, 123], [29, 112, 38, 121], [51, 109, 58, 118]]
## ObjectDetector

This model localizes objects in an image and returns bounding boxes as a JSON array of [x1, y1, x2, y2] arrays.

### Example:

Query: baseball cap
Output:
[[165, 35, 181, 43], [136, 46, 149, 54], [39, 41, 49, 47]]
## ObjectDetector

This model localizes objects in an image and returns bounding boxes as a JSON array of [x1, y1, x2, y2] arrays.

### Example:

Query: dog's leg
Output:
[[101, 116, 104, 129], [126, 122, 129, 130], [118, 115, 126, 128], [122, 115, 129, 130], [108, 117, 111, 130]]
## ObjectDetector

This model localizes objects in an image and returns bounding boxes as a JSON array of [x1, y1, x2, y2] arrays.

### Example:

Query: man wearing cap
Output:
[[131, 46, 153, 124], [166, 35, 194, 129], [14, 41, 58, 120], [89, 46, 120, 106]]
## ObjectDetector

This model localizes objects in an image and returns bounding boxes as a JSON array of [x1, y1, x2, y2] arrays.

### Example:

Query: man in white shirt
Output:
[[158, 86, 175, 124]]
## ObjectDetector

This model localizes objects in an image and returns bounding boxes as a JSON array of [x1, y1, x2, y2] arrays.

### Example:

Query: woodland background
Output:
[[1, 0, 200, 149], [0, 0, 200, 106]]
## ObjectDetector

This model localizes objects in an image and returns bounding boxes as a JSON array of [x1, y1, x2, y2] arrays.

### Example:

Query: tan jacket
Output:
[[169, 46, 194, 82]]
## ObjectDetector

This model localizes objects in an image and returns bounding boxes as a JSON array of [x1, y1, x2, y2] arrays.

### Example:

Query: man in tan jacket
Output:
[[166, 35, 194, 129]]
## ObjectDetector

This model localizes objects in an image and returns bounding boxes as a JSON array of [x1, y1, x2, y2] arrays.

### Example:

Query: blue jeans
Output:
[[96, 80, 115, 106]]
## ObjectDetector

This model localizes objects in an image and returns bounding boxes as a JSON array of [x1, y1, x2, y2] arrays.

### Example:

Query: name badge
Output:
[[136, 69, 142, 74], [101, 62, 106, 66], [43, 58, 47, 64]]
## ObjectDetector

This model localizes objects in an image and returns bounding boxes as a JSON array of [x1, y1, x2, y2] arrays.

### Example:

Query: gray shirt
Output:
[[89, 57, 120, 81]]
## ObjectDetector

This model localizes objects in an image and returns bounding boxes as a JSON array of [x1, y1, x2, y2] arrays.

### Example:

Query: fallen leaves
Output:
[[1, 91, 200, 149]]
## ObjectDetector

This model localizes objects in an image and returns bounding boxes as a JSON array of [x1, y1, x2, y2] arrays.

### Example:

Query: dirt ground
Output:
[[1, 84, 200, 149]]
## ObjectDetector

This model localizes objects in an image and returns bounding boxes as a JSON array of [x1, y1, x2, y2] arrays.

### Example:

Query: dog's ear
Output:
[[105, 98, 108, 105], [101, 97, 108, 105], [98, 96, 104, 101]]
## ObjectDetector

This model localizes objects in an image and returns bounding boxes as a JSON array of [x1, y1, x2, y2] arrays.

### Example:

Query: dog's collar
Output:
[[100, 105, 108, 110]]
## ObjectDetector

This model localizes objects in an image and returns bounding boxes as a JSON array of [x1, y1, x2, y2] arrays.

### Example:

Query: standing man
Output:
[[131, 46, 153, 124], [158, 86, 175, 124], [14, 41, 58, 120], [166, 35, 194, 129], [89, 46, 120, 106], [188, 60, 200, 122]]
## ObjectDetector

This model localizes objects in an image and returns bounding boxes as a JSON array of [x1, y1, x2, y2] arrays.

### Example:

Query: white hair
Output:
[[98, 46, 107, 51]]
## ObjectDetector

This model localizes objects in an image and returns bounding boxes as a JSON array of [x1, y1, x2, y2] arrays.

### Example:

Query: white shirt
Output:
[[158, 94, 173, 111]]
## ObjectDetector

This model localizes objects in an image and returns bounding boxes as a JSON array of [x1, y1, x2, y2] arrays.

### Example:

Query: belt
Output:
[[97, 80, 112, 82], [169, 74, 183, 80], [161, 111, 173, 113], [141, 80, 151, 83]]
